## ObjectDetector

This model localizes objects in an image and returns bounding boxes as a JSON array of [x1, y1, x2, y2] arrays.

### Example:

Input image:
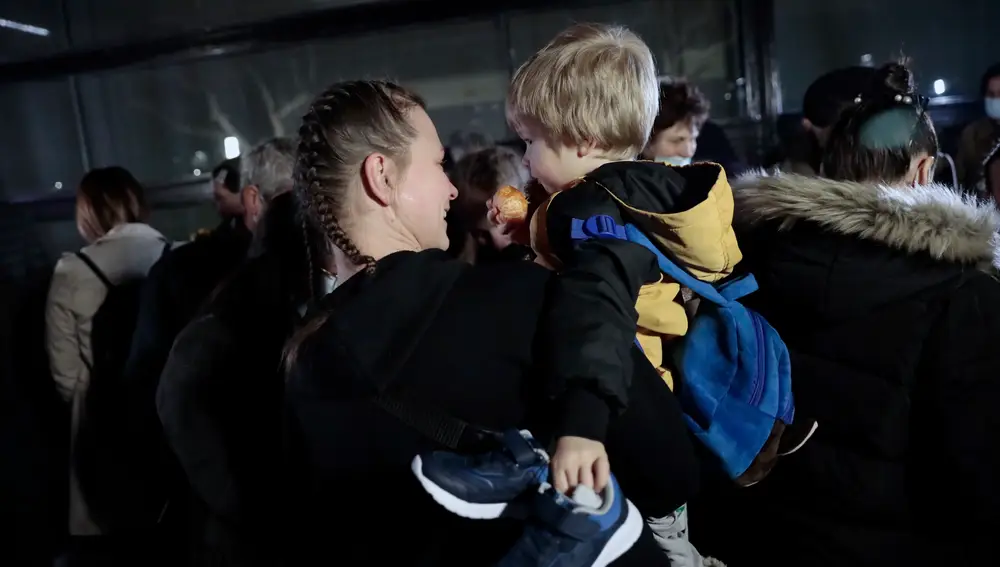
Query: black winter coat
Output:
[[284, 249, 699, 566], [695, 172, 1000, 567]]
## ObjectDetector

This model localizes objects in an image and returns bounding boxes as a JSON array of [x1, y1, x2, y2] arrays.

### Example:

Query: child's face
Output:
[[518, 122, 600, 194]]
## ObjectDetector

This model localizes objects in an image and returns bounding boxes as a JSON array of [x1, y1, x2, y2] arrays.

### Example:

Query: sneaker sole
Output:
[[411, 455, 509, 520], [592, 499, 643, 567], [777, 420, 819, 456]]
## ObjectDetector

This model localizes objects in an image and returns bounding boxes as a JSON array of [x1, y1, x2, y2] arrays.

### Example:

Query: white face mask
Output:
[[655, 156, 692, 167], [985, 98, 1000, 120]]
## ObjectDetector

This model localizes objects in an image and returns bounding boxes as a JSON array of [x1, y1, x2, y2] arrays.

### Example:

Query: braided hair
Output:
[[284, 80, 426, 370], [822, 62, 939, 183]]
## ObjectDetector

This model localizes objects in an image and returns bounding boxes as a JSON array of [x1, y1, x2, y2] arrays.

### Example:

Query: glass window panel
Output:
[[774, 0, 998, 110], [507, 0, 742, 119], [0, 79, 86, 202], [62, 0, 390, 48], [76, 17, 510, 186]]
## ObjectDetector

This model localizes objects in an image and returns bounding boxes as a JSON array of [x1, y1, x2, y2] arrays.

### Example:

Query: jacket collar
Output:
[[731, 171, 1000, 269]]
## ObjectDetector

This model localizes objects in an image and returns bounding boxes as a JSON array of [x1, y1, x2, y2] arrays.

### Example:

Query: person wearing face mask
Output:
[[956, 63, 1000, 190], [641, 79, 709, 167], [982, 140, 1000, 206]]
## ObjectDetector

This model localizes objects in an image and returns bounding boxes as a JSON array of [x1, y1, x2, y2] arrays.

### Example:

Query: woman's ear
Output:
[[913, 154, 936, 186], [241, 185, 262, 231], [361, 153, 396, 207]]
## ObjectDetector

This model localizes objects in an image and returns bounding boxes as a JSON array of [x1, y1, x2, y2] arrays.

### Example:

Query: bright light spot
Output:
[[223, 136, 240, 159], [933, 79, 947, 95], [54, 181, 63, 190], [0, 18, 50, 37], [193, 168, 202, 176], [860, 54, 873, 67]]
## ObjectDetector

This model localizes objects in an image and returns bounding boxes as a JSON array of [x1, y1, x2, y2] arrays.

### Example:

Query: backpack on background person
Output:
[[72, 242, 171, 532]]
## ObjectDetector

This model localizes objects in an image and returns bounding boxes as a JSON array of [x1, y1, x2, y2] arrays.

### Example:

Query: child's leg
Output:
[[603, 348, 700, 519], [647, 504, 697, 566]]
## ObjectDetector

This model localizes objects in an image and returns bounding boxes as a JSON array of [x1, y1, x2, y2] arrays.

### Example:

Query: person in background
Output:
[[448, 130, 494, 163], [773, 66, 877, 176], [957, 63, 1000, 190], [44, 167, 166, 546], [126, 158, 253, 392], [157, 137, 320, 566], [699, 62, 1000, 567], [693, 119, 745, 177], [209, 158, 246, 232], [641, 78, 710, 166], [122, 139, 297, 562], [982, 140, 1000, 205], [446, 146, 531, 264]]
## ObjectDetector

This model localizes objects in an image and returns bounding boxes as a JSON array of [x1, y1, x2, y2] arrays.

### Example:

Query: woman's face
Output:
[[643, 119, 699, 163], [392, 108, 458, 251]]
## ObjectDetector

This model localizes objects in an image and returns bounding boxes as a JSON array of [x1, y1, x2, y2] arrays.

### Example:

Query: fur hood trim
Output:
[[732, 171, 1000, 268]]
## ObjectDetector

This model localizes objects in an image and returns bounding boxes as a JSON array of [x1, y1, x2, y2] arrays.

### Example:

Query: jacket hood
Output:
[[731, 171, 1000, 320], [732, 171, 1000, 269], [585, 161, 742, 282]]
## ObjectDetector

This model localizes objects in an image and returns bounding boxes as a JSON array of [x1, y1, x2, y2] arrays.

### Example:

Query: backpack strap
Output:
[[621, 224, 731, 306], [569, 215, 730, 305], [372, 392, 484, 450], [75, 251, 113, 289]]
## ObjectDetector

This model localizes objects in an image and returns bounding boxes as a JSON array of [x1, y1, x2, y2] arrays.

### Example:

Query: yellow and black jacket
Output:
[[530, 161, 741, 441]]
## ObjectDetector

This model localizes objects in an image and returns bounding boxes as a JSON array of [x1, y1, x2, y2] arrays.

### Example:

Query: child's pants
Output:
[[647, 504, 726, 567]]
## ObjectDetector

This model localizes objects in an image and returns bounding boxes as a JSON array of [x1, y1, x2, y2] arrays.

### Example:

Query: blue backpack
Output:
[[570, 214, 796, 481]]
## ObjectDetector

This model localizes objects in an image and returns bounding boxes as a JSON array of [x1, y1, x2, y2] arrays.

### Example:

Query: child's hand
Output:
[[485, 195, 528, 249], [550, 436, 610, 495]]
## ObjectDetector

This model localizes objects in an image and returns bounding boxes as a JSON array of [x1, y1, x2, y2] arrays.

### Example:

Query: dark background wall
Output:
[[774, 0, 999, 111]]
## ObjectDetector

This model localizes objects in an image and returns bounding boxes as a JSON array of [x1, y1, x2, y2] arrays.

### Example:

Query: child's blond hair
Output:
[[507, 23, 659, 161]]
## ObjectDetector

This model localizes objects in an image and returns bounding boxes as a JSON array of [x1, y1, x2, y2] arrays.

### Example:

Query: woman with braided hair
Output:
[[282, 80, 698, 566]]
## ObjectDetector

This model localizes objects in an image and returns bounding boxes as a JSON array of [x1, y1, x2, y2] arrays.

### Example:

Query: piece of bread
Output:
[[495, 186, 529, 223]]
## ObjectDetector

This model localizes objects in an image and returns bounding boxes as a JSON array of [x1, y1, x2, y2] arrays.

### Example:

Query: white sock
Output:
[[646, 504, 704, 567], [569, 484, 603, 509]]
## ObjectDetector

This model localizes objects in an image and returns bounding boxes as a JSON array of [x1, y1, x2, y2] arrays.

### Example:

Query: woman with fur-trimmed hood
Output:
[[694, 63, 1000, 567]]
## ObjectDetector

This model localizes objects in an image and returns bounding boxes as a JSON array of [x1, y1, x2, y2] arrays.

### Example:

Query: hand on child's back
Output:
[[550, 435, 610, 495]]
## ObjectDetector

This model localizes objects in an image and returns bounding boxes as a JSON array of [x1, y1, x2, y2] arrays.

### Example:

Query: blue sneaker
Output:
[[497, 474, 643, 567], [411, 429, 549, 519]]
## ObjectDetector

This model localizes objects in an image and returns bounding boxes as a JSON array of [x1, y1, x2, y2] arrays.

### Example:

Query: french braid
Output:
[[283, 80, 425, 372]]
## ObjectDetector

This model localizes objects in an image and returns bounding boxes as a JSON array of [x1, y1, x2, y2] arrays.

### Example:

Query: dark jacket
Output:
[[957, 116, 1000, 190], [285, 249, 697, 565], [155, 278, 292, 567], [694, 120, 746, 176], [535, 161, 740, 441], [126, 219, 251, 405], [699, 171, 1000, 566], [120, 221, 251, 526], [156, 193, 320, 566]]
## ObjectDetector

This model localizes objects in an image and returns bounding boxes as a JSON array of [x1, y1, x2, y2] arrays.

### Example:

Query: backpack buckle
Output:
[[570, 215, 627, 242]]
